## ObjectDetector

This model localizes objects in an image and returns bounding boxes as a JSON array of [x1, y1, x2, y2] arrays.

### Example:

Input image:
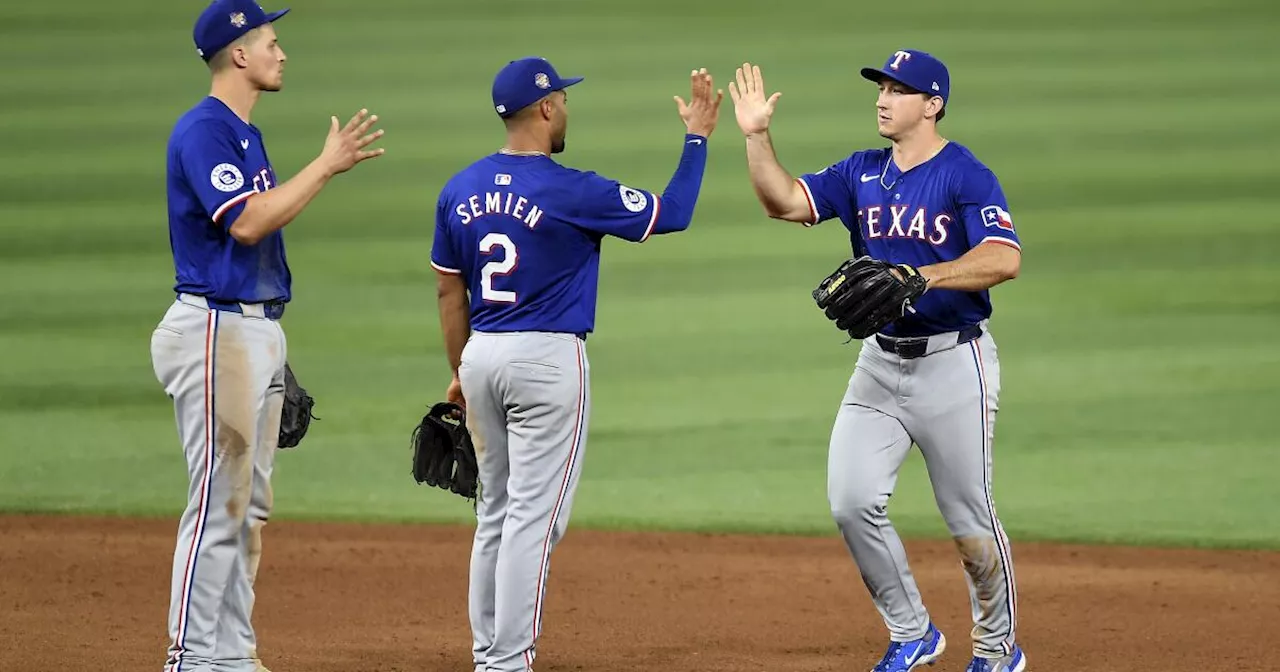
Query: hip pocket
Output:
[[508, 359, 561, 371], [507, 360, 565, 386], [153, 324, 185, 338]]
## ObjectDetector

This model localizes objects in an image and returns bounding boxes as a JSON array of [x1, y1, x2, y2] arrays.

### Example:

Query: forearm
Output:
[[648, 134, 709, 235], [437, 285, 471, 375], [229, 159, 333, 245], [744, 130, 810, 221], [919, 241, 1021, 291]]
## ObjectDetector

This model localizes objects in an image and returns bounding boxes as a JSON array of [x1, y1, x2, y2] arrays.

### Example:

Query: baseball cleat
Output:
[[964, 645, 1026, 672], [870, 622, 946, 672]]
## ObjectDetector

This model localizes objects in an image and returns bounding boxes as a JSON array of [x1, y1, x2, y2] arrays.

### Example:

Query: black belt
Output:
[[876, 324, 982, 359]]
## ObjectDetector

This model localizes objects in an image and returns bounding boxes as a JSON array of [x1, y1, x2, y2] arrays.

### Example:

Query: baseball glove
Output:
[[278, 361, 318, 449], [812, 256, 928, 339], [410, 402, 478, 501]]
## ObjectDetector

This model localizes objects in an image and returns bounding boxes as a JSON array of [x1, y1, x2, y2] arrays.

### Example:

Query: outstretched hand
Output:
[[321, 108, 385, 176], [674, 68, 724, 138], [728, 62, 782, 136]]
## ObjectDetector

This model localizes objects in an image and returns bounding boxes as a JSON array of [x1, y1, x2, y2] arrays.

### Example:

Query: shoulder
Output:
[[540, 160, 607, 187], [536, 162, 627, 205], [439, 156, 494, 198], [169, 110, 239, 152], [942, 142, 999, 179], [812, 148, 886, 178]]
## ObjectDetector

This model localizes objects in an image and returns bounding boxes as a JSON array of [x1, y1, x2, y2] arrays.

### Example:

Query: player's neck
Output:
[[209, 76, 260, 124], [501, 130, 551, 157], [891, 128, 947, 172]]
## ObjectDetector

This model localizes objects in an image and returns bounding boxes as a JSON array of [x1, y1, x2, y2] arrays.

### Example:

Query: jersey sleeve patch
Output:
[[210, 163, 245, 193], [980, 205, 1015, 233], [619, 185, 648, 213]]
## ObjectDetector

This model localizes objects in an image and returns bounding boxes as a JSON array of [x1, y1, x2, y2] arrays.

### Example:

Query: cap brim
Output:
[[265, 8, 290, 22], [861, 67, 908, 88], [557, 76, 584, 90]]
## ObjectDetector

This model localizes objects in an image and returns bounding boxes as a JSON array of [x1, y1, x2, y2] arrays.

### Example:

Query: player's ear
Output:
[[925, 95, 944, 120], [229, 44, 249, 69]]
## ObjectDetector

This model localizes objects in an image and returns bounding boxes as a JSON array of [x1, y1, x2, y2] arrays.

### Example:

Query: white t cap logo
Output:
[[890, 50, 912, 70]]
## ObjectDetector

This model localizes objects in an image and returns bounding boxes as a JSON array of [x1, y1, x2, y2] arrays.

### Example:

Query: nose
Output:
[[876, 89, 889, 109]]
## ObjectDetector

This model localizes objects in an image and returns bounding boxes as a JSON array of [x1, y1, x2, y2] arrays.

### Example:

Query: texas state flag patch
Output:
[[981, 205, 1015, 232]]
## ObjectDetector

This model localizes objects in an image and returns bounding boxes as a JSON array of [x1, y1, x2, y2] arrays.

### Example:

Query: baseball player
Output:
[[430, 58, 722, 672], [728, 51, 1027, 672], [150, 1, 383, 670]]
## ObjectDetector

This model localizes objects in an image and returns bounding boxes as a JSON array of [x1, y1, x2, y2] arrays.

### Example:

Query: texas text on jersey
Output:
[[167, 96, 289, 305], [798, 142, 1020, 337]]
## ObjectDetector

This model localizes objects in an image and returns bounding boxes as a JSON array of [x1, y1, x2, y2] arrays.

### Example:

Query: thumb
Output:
[[767, 92, 782, 109], [673, 95, 688, 112]]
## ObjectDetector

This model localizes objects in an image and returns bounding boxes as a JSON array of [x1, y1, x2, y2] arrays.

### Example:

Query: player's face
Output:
[[549, 90, 568, 154], [245, 25, 287, 92], [874, 79, 930, 140]]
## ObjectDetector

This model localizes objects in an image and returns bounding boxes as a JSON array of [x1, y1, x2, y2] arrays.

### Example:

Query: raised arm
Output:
[[229, 110, 385, 244], [567, 68, 723, 242], [728, 63, 812, 223]]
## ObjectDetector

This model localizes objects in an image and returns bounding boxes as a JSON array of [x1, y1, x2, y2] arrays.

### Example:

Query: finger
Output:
[[357, 147, 386, 161], [767, 91, 782, 111], [673, 95, 688, 113], [343, 108, 368, 134], [735, 65, 749, 98], [353, 113, 379, 138], [713, 88, 725, 110], [329, 115, 339, 134], [727, 80, 741, 104], [357, 128, 386, 148], [752, 65, 765, 97]]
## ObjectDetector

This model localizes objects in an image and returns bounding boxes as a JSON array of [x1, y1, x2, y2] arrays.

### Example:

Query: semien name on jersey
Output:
[[455, 191, 545, 228]]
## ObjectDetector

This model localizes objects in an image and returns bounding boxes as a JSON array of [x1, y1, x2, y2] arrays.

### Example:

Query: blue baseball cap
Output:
[[491, 57, 584, 118], [860, 49, 950, 104], [193, 0, 290, 62]]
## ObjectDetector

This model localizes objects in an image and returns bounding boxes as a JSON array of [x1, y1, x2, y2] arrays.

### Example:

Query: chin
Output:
[[257, 73, 284, 92]]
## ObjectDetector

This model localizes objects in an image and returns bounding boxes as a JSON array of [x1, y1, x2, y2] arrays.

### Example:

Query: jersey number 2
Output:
[[479, 233, 518, 303]]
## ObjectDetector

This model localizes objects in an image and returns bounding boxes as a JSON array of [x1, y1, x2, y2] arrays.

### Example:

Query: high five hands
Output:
[[675, 68, 725, 138], [728, 62, 782, 136]]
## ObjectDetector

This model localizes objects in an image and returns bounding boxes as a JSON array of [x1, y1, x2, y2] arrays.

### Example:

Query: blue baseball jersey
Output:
[[431, 153, 662, 335], [165, 96, 290, 303], [797, 142, 1020, 337]]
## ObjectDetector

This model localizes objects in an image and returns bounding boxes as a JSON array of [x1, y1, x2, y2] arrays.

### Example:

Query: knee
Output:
[[828, 485, 889, 528], [226, 487, 253, 526]]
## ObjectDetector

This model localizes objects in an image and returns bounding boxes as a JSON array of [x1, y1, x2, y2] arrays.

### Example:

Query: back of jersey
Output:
[[431, 153, 661, 336]]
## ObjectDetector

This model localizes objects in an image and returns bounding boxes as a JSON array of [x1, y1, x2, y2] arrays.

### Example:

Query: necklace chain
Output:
[[498, 148, 547, 157], [880, 139, 948, 191]]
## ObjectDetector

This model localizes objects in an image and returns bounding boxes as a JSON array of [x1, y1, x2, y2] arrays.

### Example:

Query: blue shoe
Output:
[[965, 646, 1027, 672], [870, 622, 946, 672]]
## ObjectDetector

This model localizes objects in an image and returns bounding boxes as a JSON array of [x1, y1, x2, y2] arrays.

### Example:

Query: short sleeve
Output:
[[795, 154, 860, 226], [565, 171, 660, 243], [430, 191, 462, 275], [177, 120, 256, 228], [957, 167, 1021, 251]]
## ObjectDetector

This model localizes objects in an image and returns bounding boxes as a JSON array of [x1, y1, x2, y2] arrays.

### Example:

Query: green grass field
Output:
[[1, 0, 1277, 550]]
